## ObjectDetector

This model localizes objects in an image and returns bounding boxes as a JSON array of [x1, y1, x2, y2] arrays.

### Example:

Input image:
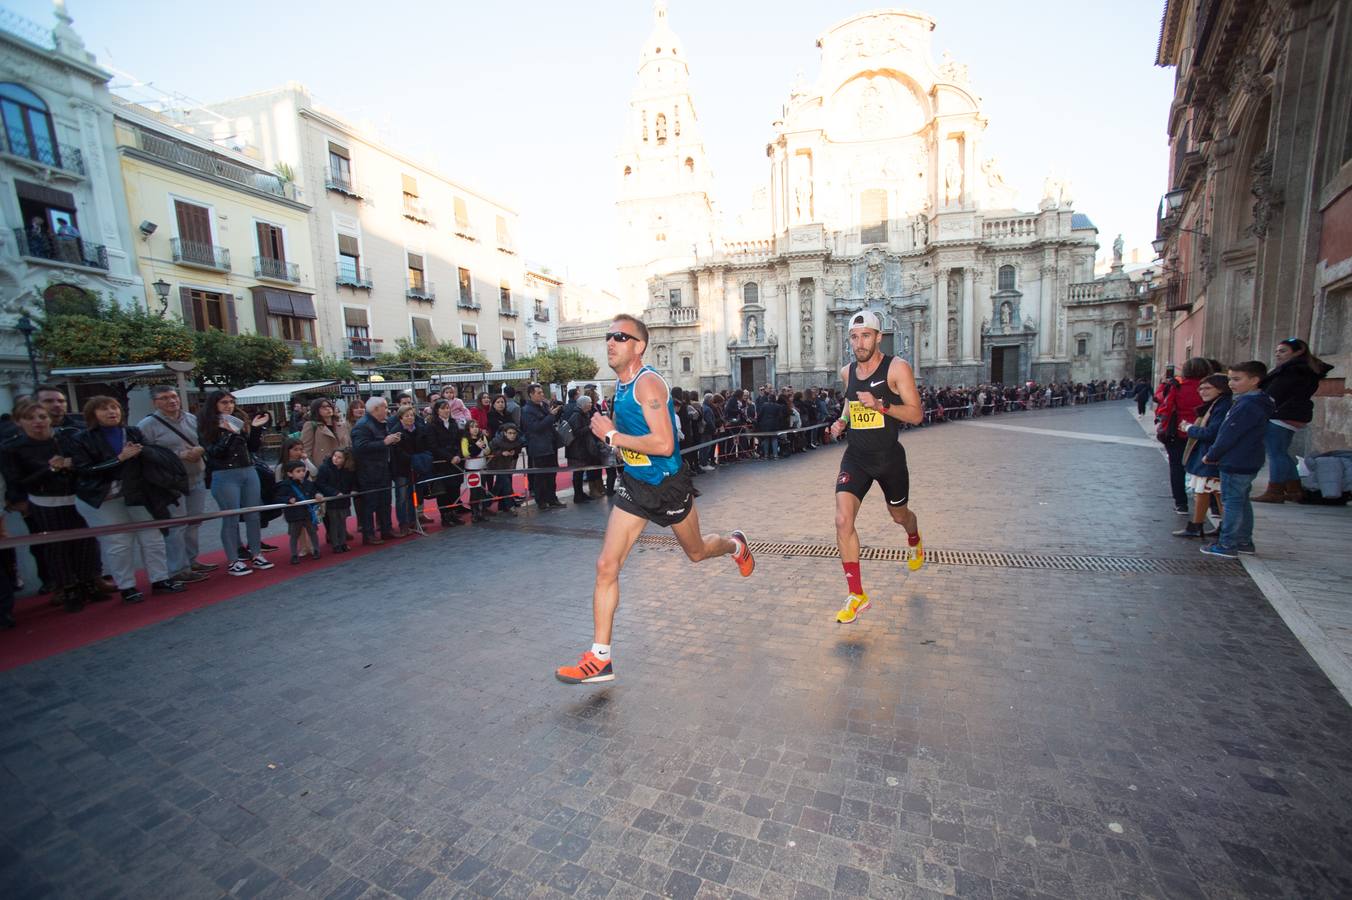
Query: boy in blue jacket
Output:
[[1200, 361, 1274, 558]]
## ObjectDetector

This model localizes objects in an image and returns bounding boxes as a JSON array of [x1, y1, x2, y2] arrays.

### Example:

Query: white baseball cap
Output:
[[848, 310, 883, 332]]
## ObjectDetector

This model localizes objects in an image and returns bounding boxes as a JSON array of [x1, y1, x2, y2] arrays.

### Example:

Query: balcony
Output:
[[1067, 281, 1106, 303], [533, 308, 551, 323], [172, 238, 231, 271], [646, 304, 699, 326], [982, 215, 1038, 242], [457, 295, 480, 310], [402, 196, 433, 225], [499, 302, 519, 318], [453, 222, 479, 242], [11, 227, 108, 270], [336, 264, 373, 290], [1156, 283, 1192, 313], [407, 277, 435, 301], [125, 125, 292, 199], [496, 236, 516, 255], [344, 337, 384, 359], [254, 256, 300, 283], [325, 173, 367, 200], [0, 130, 84, 178]]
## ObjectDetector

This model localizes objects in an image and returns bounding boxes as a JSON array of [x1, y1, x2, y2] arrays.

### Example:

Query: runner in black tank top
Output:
[[827, 310, 926, 625]]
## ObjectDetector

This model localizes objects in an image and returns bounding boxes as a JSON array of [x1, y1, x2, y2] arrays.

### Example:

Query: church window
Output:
[[998, 265, 1016, 291], [1075, 336, 1088, 357], [655, 113, 668, 145], [684, 157, 694, 174], [682, 356, 691, 373], [743, 282, 759, 305], [860, 189, 888, 244], [669, 288, 681, 306]]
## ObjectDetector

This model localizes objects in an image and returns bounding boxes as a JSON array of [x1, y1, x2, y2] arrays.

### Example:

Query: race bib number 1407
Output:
[[848, 400, 884, 430]]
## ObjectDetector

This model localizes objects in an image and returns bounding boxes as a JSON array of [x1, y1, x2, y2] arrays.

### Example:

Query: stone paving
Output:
[[3, 401, 1351, 900]]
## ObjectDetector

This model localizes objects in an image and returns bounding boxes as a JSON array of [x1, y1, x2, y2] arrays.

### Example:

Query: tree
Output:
[[291, 347, 355, 382], [510, 347, 598, 386], [373, 339, 491, 377], [35, 299, 195, 366], [193, 330, 293, 390]]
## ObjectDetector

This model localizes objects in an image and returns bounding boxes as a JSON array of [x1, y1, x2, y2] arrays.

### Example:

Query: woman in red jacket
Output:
[[1156, 357, 1212, 513]]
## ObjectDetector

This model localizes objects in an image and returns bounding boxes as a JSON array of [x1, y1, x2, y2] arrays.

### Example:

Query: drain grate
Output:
[[503, 523, 1244, 575]]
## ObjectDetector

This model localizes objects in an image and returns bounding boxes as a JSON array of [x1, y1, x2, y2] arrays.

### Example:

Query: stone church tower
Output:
[[615, 1, 717, 312]]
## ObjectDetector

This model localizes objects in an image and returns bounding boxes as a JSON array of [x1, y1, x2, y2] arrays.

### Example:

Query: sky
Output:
[[17, 0, 1176, 289]]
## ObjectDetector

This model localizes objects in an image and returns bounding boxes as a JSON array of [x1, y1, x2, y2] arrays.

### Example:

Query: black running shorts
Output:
[[614, 468, 695, 528], [835, 448, 911, 507]]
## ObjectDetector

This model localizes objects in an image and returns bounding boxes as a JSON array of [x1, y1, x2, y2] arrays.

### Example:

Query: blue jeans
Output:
[[1219, 471, 1256, 549], [394, 476, 416, 528], [761, 436, 779, 459], [209, 467, 261, 562], [1264, 422, 1298, 483]]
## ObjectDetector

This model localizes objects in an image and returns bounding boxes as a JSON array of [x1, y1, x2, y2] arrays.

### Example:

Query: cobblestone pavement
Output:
[[3, 401, 1351, 900]]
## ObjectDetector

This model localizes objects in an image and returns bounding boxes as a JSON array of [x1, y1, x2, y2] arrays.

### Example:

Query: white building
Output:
[[0, 3, 141, 405], [521, 265, 561, 356], [181, 84, 532, 368], [591, 6, 1106, 391]]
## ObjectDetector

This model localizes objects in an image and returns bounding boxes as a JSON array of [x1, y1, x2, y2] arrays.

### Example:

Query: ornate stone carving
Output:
[[946, 317, 959, 358], [865, 250, 885, 300], [938, 50, 969, 85], [1249, 150, 1282, 238]]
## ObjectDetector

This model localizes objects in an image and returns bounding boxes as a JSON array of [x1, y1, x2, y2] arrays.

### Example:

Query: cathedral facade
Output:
[[614, 6, 1103, 391]]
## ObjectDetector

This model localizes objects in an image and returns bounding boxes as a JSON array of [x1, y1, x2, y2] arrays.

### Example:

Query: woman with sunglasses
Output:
[[554, 314, 755, 686], [1252, 338, 1333, 503]]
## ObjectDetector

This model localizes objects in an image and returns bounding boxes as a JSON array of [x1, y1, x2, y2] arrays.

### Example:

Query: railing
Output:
[[722, 239, 773, 259], [407, 278, 435, 301], [172, 238, 231, 271], [0, 8, 55, 47], [128, 126, 290, 199], [1172, 120, 1203, 193], [497, 236, 516, 254], [982, 216, 1038, 241], [533, 308, 550, 322], [0, 130, 84, 176], [402, 197, 432, 224], [499, 302, 519, 317], [1067, 281, 1106, 303], [647, 305, 699, 326], [254, 256, 300, 282], [11, 227, 108, 270], [458, 295, 480, 310], [325, 173, 366, 200], [336, 263, 373, 289], [344, 337, 384, 359], [1157, 283, 1191, 313], [453, 222, 479, 242]]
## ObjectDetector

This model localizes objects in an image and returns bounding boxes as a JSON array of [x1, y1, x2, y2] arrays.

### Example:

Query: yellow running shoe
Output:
[[835, 592, 870, 624], [907, 534, 924, 572]]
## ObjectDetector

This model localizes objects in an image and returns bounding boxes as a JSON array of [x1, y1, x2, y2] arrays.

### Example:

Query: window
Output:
[[458, 267, 474, 306], [256, 222, 285, 261], [327, 142, 351, 186], [344, 307, 372, 353], [407, 252, 426, 292], [503, 334, 516, 362], [1076, 337, 1088, 357], [860, 189, 888, 244], [180, 288, 233, 333], [655, 113, 668, 144], [454, 196, 470, 229], [401, 174, 418, 197], [1, 83, 59, 167], [669, 288, 681, 307], [269, 314, 316, 347], [500, 279, 512, 312], [174, 200, 216, 265], [411, 316, 436, 347], [337, 234, 361, 280], [496, 215, 510, 247], [998, 265, 1016, 291], [462, 324, 478, 350], [681, 356, 691, 373], [743, 282, 759, 305]]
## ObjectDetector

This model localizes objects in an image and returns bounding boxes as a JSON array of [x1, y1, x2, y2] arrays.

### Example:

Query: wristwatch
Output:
[[605, 430, 618, 446], [878, 400, 891, 412]]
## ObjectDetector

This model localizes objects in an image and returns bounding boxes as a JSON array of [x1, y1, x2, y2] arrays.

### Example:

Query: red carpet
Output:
[[0, 470, 569, 672]]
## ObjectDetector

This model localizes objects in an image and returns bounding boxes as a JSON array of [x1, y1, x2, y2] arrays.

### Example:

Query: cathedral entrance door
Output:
[[740, 357, 767, 389], [990, 346, 1019, 384]]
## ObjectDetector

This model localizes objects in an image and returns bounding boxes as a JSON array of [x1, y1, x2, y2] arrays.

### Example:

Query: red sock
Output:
[[843, 561, 863, 595], [907, 531, 921, 546]]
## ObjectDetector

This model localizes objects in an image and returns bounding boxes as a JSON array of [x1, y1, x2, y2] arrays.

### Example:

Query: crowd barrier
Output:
[[0, 395, 1129, 552]]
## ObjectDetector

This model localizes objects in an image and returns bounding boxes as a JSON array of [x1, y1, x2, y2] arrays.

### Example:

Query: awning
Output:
[[230, 380, 338, 404], [251, 287, 316, 318], [432, 369, 535, 384], [50, 361, 195, 383]]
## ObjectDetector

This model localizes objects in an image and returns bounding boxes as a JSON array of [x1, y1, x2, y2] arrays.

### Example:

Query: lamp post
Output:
[[152, 278, 171, 317], [15, 313, 39, 388]]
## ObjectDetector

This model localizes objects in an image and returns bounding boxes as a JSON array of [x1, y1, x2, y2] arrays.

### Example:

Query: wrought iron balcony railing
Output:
[[344, 337, 384, 359], [402, 197, 433, 225], [11, 227, 108, 270], [172, 238, 231, 271], [407, 278, 435, 301], [0, 130, 84, 176], [499, 302, 518, 318], [325, 173, 367, 200], [336, 263, 373, 289], [533, 308, 550, 322], [254, 256, 300, 282]]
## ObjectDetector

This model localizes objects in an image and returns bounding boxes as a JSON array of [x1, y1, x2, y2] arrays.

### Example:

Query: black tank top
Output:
[[844, 353, 903, 460]]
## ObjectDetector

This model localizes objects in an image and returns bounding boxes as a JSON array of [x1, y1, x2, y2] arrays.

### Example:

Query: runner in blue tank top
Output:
[[555, 313, 756, 685]]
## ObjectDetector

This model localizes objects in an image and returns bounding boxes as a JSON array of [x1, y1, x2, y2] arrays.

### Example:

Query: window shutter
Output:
[[256, 222, 270, 258], [337, 234, 359, 257], [401, 174, 418, 196], [407, 252, 424, 271], [175, 201, 211, 246], [454, 196, 469, 227], [412, 317, 436, 346], [496, 215, 508, 244], [343, 306, 368, 327], [252, 291, 271, 337], [224, 293, 239, 335], [328, 141, 349, 159], [179, 286, 199, 330]]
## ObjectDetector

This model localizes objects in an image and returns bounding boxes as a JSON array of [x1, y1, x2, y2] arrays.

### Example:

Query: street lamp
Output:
[[1151, 237, 1167, 255], [15, 313, 39, 388], [151, 278, 171, 316], [1164, 189, 1187, 214]]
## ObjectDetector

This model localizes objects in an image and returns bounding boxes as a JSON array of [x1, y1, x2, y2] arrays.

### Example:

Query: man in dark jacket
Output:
[[1200, 361, 1275, 558], [522, 383, 564, 509], [350, 397, 401, 543], [1133, 381, 1151, 417], [565, 395, 598, 503]]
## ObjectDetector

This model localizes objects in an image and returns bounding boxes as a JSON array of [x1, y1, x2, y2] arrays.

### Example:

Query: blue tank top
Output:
[[613, 365, 682, 485]]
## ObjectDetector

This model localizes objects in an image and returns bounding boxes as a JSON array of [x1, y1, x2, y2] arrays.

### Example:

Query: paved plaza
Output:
[[3, 402, 1351, 900]]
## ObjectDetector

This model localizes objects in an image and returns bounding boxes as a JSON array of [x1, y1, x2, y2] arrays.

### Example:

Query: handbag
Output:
[[554, 417, 575, 449]]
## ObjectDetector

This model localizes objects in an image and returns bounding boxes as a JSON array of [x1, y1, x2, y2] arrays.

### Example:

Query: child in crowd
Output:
[[1175, 373, 1232, 539], [277, 459, 321, 564], [461, 419, 491, 522], [315, 448, 354, 554], [1200, 361, 1275, 558], [487, 422, 523, 516]]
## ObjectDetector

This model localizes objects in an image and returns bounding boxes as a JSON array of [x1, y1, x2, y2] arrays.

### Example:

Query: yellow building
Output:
[[113, 99, 319, 355]]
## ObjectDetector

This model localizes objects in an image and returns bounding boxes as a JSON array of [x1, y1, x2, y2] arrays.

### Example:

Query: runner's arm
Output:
[[609, 371, 675, 457], [880, 358, 923, 425]]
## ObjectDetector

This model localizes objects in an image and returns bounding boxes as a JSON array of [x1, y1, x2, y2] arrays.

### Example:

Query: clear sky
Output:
[[18, 0, 1175, 288]]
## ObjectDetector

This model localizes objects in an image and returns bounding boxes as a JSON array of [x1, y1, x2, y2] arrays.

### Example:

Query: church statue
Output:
[[1113, 234, 1124, 267], [794, 173, 813, 223], [746, 316, 759, 343], [1041, 173, 1060, 207], [944, 160, 962, 206], [1000, 302, 1012, 329], [1023, 315, 1035, 333], [981, 316, 990, 334], [866, 259, 884, 300], [1058, 178, 1074, 207]]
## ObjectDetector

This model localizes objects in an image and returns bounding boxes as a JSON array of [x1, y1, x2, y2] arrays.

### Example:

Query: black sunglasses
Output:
[[605, 331, 641, 343]]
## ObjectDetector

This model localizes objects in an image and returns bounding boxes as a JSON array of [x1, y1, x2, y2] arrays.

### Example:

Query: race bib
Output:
[[848, 400, 884, 430], [619, 447, 651, 466]]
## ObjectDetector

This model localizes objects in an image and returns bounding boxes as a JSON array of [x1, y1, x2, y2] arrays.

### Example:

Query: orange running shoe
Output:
[[730, 530, 755, 577], [555, 650, 614, 684]]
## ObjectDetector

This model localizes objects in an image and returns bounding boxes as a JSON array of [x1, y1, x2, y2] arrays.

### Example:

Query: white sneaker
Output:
[[700, 465, 715, 472], [250, 555, 275, 570], [227, 561, 252, 577]]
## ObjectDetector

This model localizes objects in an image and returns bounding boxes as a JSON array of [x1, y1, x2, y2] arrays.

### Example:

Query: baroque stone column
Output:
[[933, 266, 950, 364], [961, 267, 977, 363], [1039, 264, 1056, 358]]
